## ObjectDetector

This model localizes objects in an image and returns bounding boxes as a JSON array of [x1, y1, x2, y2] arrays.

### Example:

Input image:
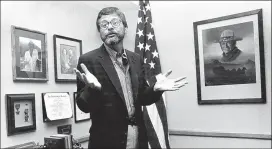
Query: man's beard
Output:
[[103, 33, 124, 45]]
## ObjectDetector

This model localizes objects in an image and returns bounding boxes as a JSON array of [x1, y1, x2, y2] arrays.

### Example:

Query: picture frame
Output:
[[42, 92, 73, 122], [6, 94, 36, 136], [53, 34, 82, 82], [193, 9, 266, 105], [73, 92, 91, 123], [11, 26, 48, 82]]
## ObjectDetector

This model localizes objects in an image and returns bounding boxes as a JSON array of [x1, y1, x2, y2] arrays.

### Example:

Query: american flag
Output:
[[134, 0, 170, 148]]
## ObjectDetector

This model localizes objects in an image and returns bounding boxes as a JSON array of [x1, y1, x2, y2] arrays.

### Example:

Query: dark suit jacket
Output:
[[76, 44, 163, 149]]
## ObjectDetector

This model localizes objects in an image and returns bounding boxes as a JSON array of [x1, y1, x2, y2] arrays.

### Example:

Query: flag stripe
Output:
[[143, 106, 161, 148], [155, 97, 170, 148], [146, 103, 166, 148]]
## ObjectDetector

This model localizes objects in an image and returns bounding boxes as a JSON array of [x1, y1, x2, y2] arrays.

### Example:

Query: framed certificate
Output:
[[42, 92, 73, 122], [73, 92, 90, 123]]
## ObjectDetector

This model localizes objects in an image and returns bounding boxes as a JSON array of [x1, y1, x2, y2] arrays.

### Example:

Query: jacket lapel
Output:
[[97, 45, 125, 103]]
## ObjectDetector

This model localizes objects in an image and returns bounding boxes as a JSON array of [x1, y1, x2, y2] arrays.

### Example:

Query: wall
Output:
[[0, 1, 138, 148], [149, 1, 271, 148]]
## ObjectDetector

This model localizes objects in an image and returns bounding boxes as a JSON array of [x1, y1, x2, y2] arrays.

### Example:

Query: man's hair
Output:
[[96, 7, 128, 32], [28, 41, 34, 47]]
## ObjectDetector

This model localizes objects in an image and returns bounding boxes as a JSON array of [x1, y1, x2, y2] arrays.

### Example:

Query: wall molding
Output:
[[72, 130, 272, 142], [169, 129, 271, 140]]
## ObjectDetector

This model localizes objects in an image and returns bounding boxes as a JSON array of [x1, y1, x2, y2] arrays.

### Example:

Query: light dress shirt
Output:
[[105, 44, 138, 149]]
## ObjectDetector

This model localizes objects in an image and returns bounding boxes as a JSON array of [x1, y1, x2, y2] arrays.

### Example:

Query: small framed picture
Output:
[[6, 94, 36, 136], [193, 9, 266, 104], [73, 92, 91, 123], [53, 35, 82, 82], [42, 92, 73, 122], [11, 26, 48, 82]]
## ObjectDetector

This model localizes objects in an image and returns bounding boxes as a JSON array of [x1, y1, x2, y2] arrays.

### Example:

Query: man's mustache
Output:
[[106, 32, 117, 36]]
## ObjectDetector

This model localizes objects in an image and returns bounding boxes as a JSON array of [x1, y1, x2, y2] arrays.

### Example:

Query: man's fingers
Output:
[[80, 63, 90, 74], [167, 88, 179, 91], [174, 76, 187, 82], [74, 68, 84, 81], [176, 84, 186, 88], [82, 73, 88, 83], [174, 82, 188, 88], [163, 69, 172, 77], [82, 74, 95, 88]]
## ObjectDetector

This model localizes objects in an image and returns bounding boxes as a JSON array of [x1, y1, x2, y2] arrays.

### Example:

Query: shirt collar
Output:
[[104, 43, 127, 59]]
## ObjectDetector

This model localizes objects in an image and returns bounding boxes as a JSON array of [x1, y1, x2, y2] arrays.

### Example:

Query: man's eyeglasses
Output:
[[99, 18, 122, 30]]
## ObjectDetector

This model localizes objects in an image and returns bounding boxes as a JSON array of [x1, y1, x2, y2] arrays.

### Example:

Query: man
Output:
[[74, 7, 187, 149], [218, 29, 244, 63]]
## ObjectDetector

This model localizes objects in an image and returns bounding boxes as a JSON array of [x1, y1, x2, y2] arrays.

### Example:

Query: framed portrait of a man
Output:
[[11, 26, 48, 81], [193, 9, 266, 104], [53, 35, 82, 82]]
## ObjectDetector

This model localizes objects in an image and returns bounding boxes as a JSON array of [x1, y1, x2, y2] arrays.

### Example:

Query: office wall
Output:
[[149, 1, 271, 148], [0, 1, 138, 148]]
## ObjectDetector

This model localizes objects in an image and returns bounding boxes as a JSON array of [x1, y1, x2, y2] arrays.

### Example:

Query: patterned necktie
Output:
[[116, 50, 128, 66], [122, 52, 128, 66]]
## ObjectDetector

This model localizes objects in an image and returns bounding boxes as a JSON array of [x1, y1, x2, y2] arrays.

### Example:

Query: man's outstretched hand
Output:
[[74, 63, 102, 90], [154, 70, 188, 91]]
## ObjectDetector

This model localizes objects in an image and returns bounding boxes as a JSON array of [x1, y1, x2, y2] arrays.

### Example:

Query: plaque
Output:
[[42, 92, 73, 122]]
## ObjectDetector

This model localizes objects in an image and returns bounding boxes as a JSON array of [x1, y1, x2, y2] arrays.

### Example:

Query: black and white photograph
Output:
[[11, 26, 48, 82], [202, 22, 256, 86], [1, 1, 271, 149], [53, 34, 82, 82], [194, 9, 266, 104], [19, 37, 42, 73], [60, 44, 77, 74]]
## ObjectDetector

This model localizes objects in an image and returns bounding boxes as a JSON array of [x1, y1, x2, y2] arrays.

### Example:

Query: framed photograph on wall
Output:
[[73, 92, 91, 123], [53, 35, 82, 82], [193, 9, 266, 104], [11, 26, 48, 82], [6, 94, 36, 136]]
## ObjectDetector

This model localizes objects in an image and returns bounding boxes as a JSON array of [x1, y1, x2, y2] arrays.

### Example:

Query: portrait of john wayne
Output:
[[201, 21, 256, 86]]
